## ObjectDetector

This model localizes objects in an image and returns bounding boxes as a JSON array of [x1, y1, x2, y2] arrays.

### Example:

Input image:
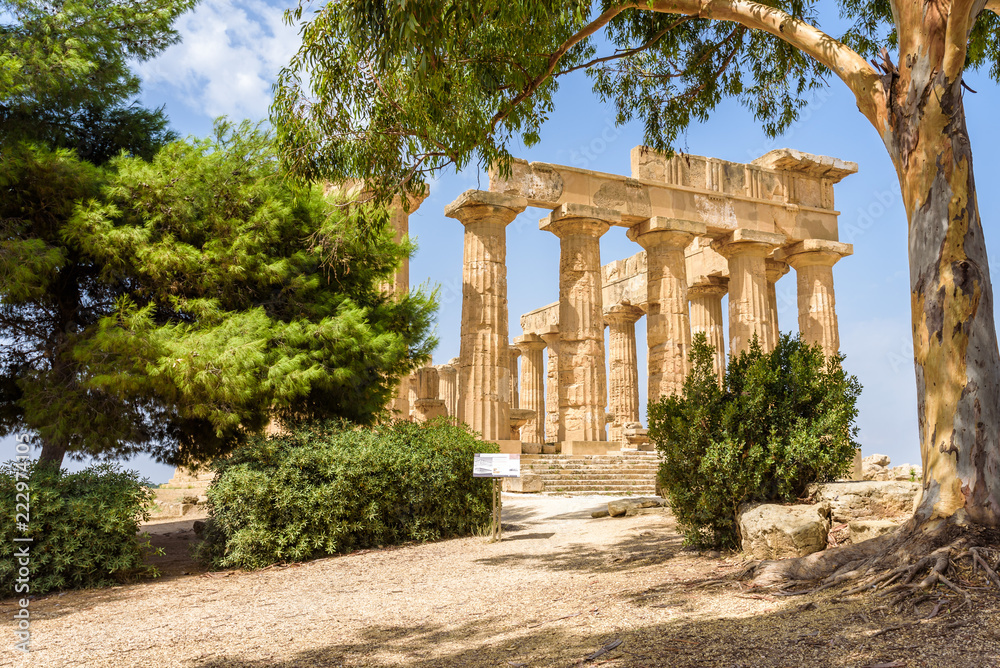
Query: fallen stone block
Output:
[[808, 481, 921, 523], [739, 502, 831, 560], [608, 497, 665, 517], [502, 474, 543, 493]]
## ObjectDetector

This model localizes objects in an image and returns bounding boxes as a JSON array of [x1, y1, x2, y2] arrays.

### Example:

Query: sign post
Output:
[[473, 453, 520, 542]]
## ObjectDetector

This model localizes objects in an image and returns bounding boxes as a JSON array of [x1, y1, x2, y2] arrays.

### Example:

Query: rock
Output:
[[608, 497, 665, 517], [863, 454, 891, 467], [738, 503, 831, 559], [192, 520, 206, 536], [863, 464, 890, 481], [808, 481, 921, 523], [848, 519, 899, 543], [889, 465, 920, 482], [502, 474, 543, 493], [591, 510, 610, 518], [706, 550, 722, 559], [182, 495, 199, 505], [625, 506, 666, 517]]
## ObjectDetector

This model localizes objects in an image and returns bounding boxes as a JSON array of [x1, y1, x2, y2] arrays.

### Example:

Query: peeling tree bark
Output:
[[885, 16, 1000, 527]]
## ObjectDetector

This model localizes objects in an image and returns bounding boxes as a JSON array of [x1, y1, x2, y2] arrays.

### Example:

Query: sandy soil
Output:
[[2, 495, 999, 667]]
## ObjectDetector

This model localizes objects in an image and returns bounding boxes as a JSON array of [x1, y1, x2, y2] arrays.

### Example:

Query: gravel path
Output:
[[2, 495, 999, 667]]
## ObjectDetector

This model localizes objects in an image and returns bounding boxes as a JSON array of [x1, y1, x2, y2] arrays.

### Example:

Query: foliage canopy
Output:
[[0, 122, 437, 466]]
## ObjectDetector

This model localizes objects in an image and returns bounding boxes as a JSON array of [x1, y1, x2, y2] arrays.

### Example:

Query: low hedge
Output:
[[195, 418, 497, 570], [0, 461, 159, 596]]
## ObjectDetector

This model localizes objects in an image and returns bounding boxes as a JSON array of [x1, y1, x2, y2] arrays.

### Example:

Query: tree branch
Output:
[[553, 16, 691, 77], [488, 3, 638, 133], [641, 0, 887, 131]]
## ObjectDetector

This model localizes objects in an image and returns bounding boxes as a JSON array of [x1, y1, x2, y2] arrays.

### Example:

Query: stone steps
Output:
[[516, 453, 661, 495]]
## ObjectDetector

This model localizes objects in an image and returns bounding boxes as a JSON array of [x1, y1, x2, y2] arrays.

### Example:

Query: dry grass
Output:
[[2, 495, 999, 667]]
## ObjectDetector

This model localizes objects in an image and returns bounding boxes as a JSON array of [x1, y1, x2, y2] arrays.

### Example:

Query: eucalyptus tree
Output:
[[273, 0, 1000, 590]]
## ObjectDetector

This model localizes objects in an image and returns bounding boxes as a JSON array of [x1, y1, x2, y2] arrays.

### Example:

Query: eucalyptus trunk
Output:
[[889, 33, 1000, 527]]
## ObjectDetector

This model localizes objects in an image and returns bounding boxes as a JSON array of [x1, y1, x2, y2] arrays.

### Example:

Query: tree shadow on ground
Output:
[[191, 587, 1000, 667], [477, 523, 685, 574]]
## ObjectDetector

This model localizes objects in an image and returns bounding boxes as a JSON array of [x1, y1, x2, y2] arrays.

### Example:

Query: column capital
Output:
[[444, 189, 527, 225], [513, 332, 546, 352], [778, 239, 853, 268], [688, 275, 729, 300], [539, 202, 619, 238], [711, 228, 786, 259], [603, 302, 645, 327], [627, 216, 706, 249], [508, 345, 522, 360], [538, 324, 560, 345], [765, 258, 791, 283]]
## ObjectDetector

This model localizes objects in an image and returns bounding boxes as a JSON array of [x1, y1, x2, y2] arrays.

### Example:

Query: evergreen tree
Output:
[[1, 121, 436, 467]]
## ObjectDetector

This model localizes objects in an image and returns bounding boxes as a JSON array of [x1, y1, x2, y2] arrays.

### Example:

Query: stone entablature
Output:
[[490, 148, 856, 242]]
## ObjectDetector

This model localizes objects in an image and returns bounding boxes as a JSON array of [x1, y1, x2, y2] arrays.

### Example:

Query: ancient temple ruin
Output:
[[403, 146, 855, 465]]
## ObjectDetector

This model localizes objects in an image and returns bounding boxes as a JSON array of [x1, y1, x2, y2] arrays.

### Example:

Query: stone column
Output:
[[712, 229, 786, 357], [782, 239, 853, 357], [687, 276, 729, 381], [412, 366, 448, 422], [627, 217, 706, 401], [508, 346, 521, 409], [539, 325, 561, 444], [540, 203, 619, 443], [436, 360, 459, 419], [765, 258, 790, 346], [445, 190, 527, 440], [382, 189, 428, 418], [513, 333, 546, 444], [604, 302, 644, 443]]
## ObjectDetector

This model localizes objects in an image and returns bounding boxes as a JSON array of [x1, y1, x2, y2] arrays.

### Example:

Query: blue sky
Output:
[[7, 1, 1000, 483]]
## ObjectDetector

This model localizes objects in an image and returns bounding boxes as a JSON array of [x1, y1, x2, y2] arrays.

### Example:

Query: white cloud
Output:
[[135, 0, 300, 121]]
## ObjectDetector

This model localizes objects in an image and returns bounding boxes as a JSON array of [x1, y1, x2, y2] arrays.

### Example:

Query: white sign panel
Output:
[[473, 453, 521, 478]]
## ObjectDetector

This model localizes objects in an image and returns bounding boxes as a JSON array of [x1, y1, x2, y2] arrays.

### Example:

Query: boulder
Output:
[[849, 519, 899, 543], [591, 510, 610, 518], [889, 465, 921, 482], [607, 497, 665, 517], [503, 474, 543, 493], [739, 503, 831, 559], [863, 454, 891, 467], [808, 481, 921, 523]]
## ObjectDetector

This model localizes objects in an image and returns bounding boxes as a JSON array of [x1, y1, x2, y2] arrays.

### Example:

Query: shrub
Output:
[[648, 333, 861, 550], [0, 462, 159, 596], [195, 418, 497, 570]]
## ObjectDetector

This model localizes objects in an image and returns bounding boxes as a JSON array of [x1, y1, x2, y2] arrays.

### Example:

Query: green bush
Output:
[[0, 462, 159, 596], [195, 418, 497, 570], [648, 333, 861, 550]]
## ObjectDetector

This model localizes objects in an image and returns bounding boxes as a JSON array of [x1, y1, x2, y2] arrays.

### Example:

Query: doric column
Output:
[[436, 361, 459, 419], [412, 366, 448, 422], [539, 325, 561, 443], [540, 204, 619, 442], [687, 276, 729, 381], [712, 229, 786, 357], [445, 190, 527, 440], [508, 346, 521, 409], [382, 188, 428, 418], [513, 333, 546, 444], [765, 258, 790, 346], [627, 217, 706, 401], [781, 239, 853, 357], [604, 302, 644, 442]]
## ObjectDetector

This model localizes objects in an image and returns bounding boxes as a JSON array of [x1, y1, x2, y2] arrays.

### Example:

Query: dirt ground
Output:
[[2, 494, 999, 668]]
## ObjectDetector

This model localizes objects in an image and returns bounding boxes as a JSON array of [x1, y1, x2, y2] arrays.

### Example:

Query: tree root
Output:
[[750, 516, 1000, 609]]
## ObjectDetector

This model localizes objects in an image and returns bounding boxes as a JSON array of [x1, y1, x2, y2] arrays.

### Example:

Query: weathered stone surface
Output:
[[864, 453, 891, 467], [591, 509, 610, 518], [628, 217, 705, 399], [446, 190, 527, 440], [514, 333, 546, 443], [605, 301, 643, 442], [808, 481, 921, 523], [688, 276, 728, 381], [739, 503, 831, 559], [779, 239, 852, 357], [539, 326, 561, 443], [503, 474, 543, 493], [608, 497, 666, 517], [849, 519, 899, 544], [712, 229, 786, 355], [541, 204, 617, 442]]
